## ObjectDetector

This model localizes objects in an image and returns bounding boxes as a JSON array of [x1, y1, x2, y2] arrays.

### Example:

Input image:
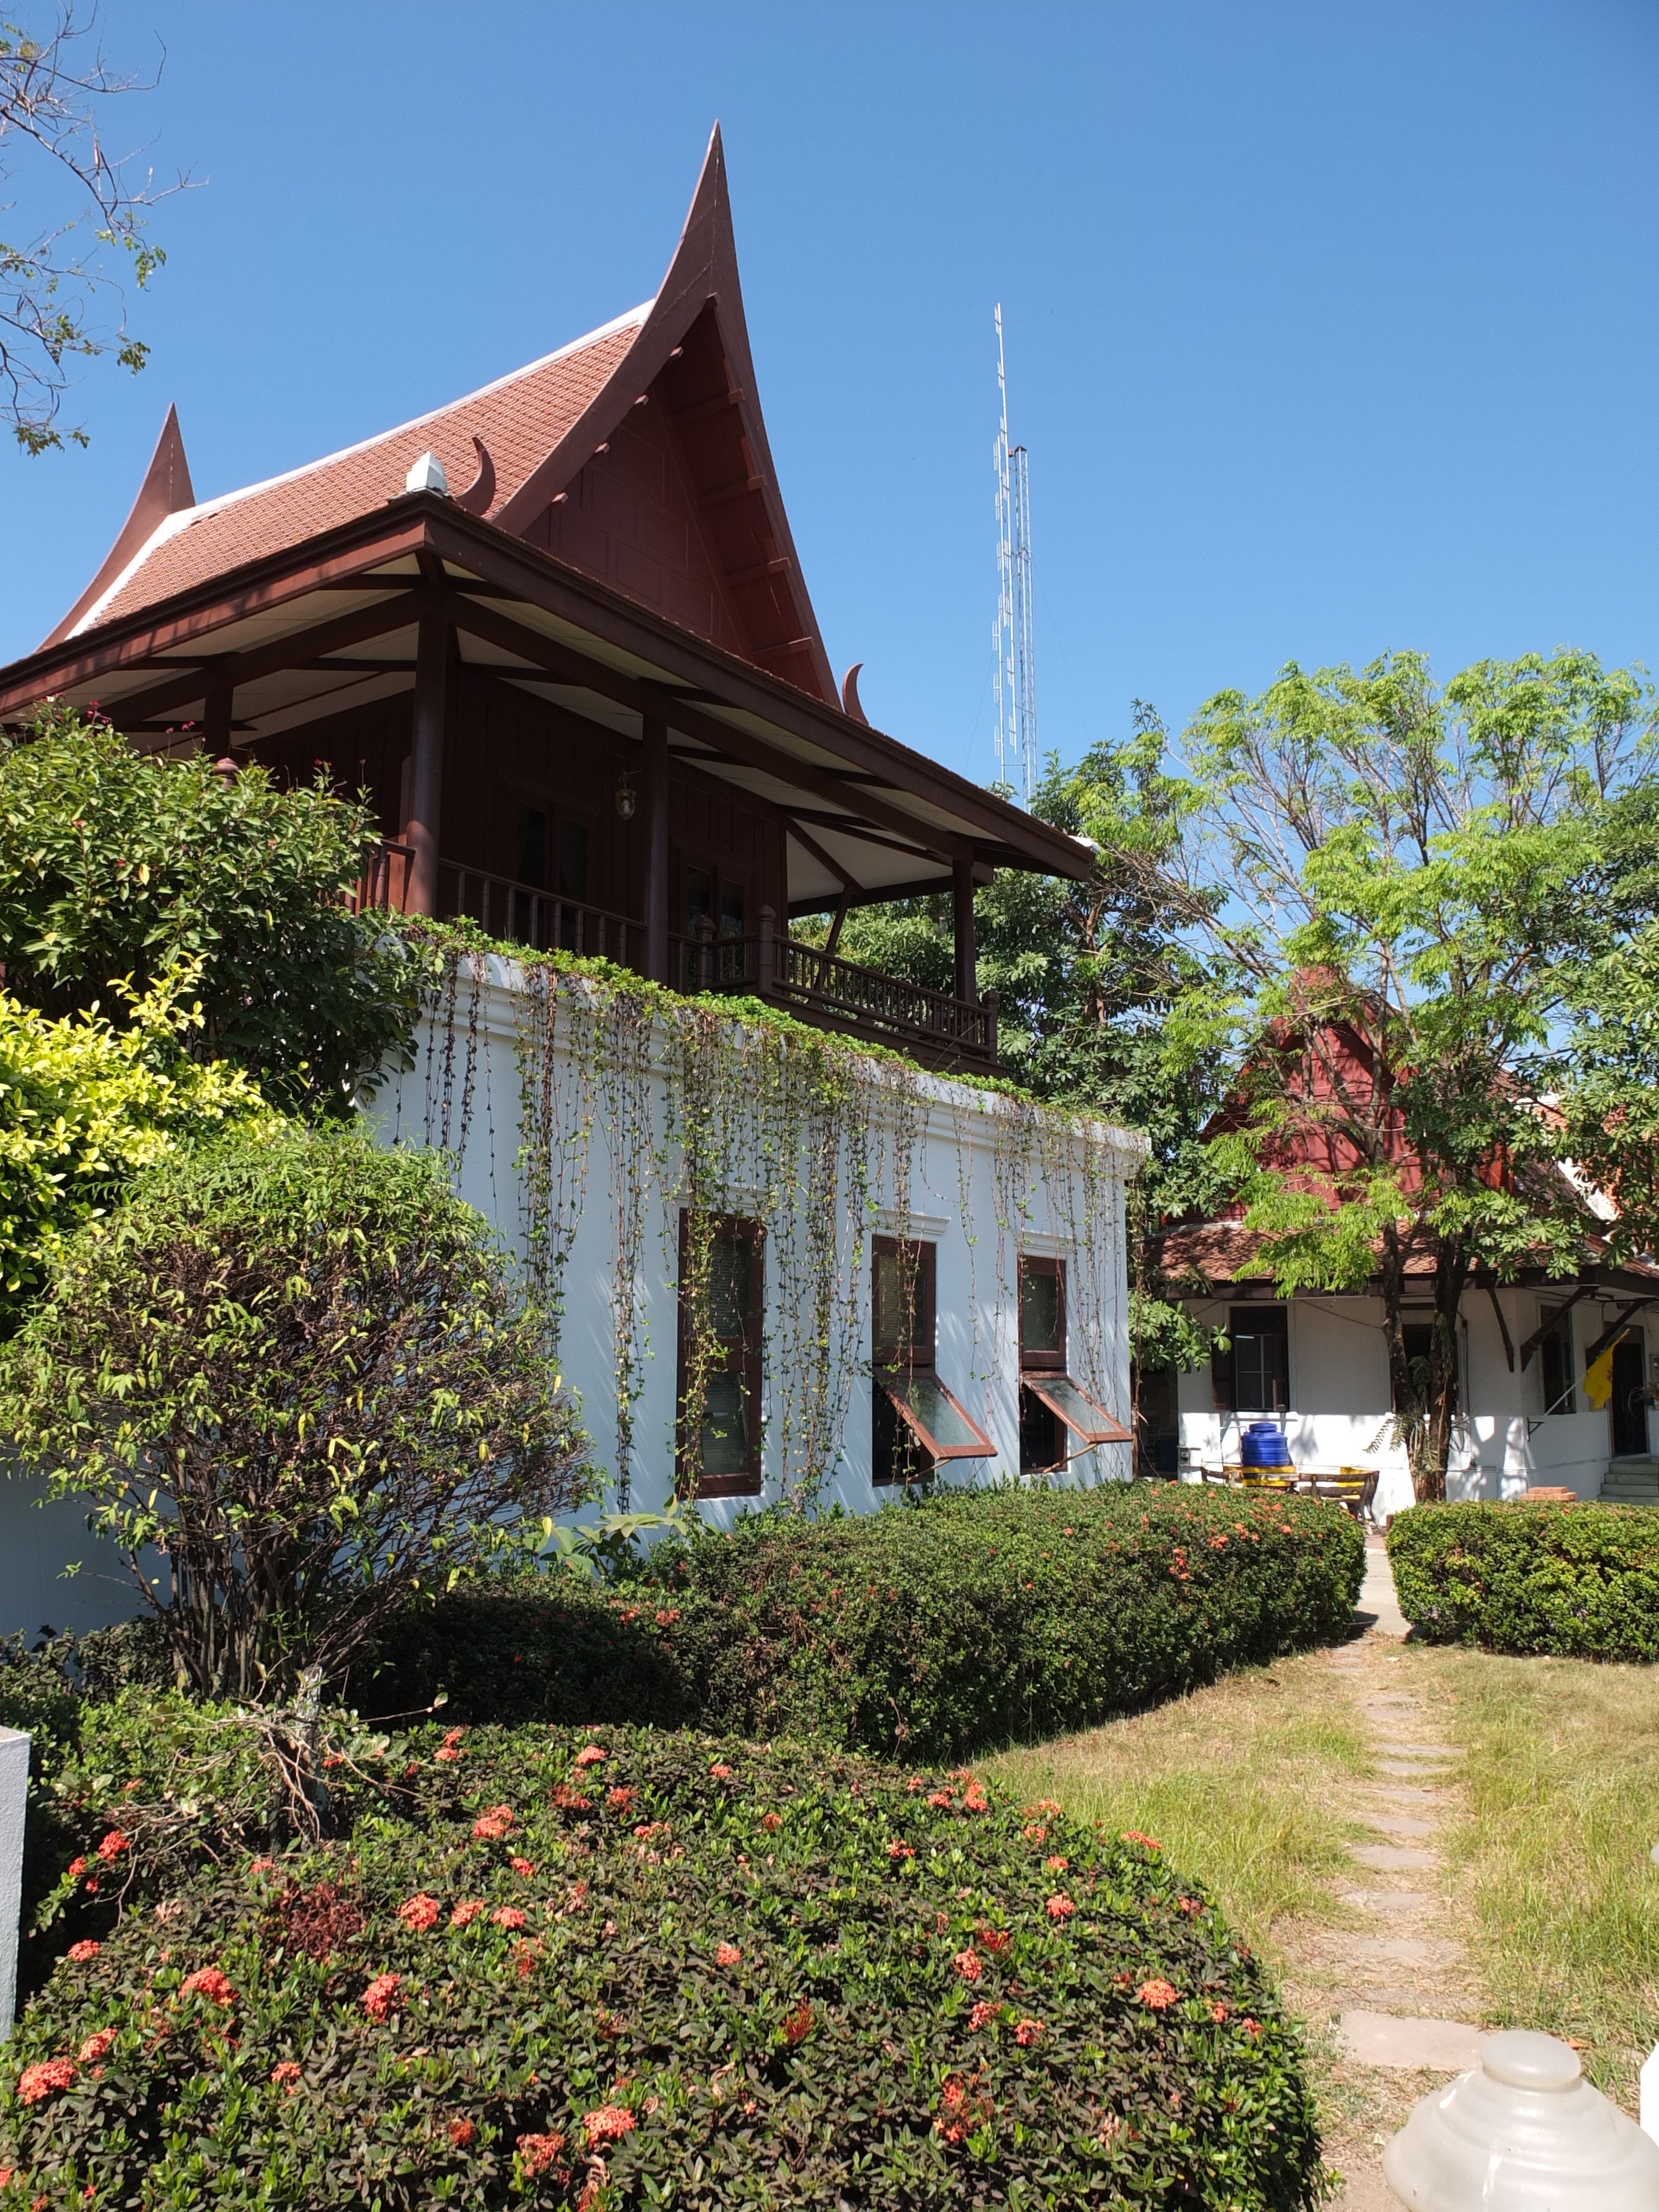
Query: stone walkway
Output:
[[1286, 1533, 1486, 2210]]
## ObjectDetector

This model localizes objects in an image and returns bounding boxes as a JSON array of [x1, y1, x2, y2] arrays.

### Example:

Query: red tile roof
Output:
[[77, 309, 649, 633]]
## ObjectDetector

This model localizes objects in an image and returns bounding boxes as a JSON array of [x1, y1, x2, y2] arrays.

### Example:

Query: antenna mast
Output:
[[991, 305, 1037, 807]]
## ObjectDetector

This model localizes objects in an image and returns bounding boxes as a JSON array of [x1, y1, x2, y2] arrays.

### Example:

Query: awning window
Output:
[[876, 1368, 994, 1462]]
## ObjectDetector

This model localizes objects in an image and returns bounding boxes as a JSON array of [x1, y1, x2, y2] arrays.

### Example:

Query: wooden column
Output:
[[643, 712, 670, 983], [203, 685, 233, 760], [405, 608, 449, 917], [952, 856, 978, 1005]]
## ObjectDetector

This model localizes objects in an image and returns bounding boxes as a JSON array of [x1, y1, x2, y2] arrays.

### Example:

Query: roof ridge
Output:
[[68, 298, 654, 639]]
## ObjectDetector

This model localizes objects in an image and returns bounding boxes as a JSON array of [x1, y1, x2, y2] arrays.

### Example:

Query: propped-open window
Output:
[[872, 1236, 992, 1484], [677, 1213, 764, 1497], [1019, 1254, 1130, 1472]]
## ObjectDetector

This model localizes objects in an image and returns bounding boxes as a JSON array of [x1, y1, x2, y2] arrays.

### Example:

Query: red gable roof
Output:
[[48, 127, 838, 704]]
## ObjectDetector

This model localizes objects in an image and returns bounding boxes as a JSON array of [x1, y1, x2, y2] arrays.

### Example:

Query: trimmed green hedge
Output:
[[375, 1485, 1365, 1759], [1, 1723, 1323, 2210], [1387, 1500, 1659, 1657]]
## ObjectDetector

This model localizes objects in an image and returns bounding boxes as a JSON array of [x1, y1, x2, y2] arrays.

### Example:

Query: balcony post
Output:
[[405, 608, 450, 917], [643, 712, 670, 982], [756, 904, 776, 997], [982, 987, 998, 1061], [952, 856, 978, 1006], [696, 915, 715, 992]]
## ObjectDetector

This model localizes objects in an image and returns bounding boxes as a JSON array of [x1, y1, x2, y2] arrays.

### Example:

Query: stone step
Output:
[[1339, 2009, 1484, 2071], [1349, 1844, 1440, 1872]]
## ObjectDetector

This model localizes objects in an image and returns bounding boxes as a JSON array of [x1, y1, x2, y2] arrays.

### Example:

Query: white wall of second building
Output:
[[371, 962, 1142, 1523], [1173, 1284, 1653, 1518]]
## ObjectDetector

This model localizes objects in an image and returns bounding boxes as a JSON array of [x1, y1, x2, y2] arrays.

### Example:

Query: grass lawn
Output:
[[1415, 1643, 1659, 2104], [985, 1635, 1659, 2126]]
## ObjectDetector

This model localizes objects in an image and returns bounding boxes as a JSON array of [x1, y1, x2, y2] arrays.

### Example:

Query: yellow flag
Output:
[[1583, 1342, 1618, 1410]]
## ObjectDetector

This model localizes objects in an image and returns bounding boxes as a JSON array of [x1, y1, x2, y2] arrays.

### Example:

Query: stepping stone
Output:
[[1360, 1813, 1435, 1840], [1342, 1934, 1464, 1966], [1339, 2009, 1484, 2071], [1364, 1696, 1415, 1711], [1375, 1740, 1459, 1758], [1349, 1844, 1439, 1872], [1367, 1785, 1442, 1806], [1340, 1888, 1435, 1914], [1379, 1762, 1449, 1779]]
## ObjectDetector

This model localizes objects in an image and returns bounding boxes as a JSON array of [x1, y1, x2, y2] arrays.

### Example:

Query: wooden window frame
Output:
[[1018, 1252, 1130, 1467], [1211, 1301, 1291, 1415], [676, 1211, 764, 1498], [872, 1235, 992, 1481]]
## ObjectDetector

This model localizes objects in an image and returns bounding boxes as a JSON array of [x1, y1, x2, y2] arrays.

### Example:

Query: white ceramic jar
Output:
[[1385, 2031, 1659, 2212]]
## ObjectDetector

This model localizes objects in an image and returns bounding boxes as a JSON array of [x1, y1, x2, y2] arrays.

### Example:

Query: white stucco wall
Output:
[[1174, 1285, 1652, 1518], [372, 961, 1143, 1520], [0, 964, 1143, 1635]]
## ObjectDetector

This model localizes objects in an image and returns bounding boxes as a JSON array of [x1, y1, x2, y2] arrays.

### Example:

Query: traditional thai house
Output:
[[1144, 1016, 1659, 1518], [0, 131, 1141, 1630]]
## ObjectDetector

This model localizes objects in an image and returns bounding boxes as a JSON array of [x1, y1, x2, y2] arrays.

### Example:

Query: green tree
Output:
[[0, 1125, 594, 1697], [0, 707, 419, 1113], [0, 964, 276, 1331], [2, 3, 185, 452], [1174, 647, 1655, 1501]]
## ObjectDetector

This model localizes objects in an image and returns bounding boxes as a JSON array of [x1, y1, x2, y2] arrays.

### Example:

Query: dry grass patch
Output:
[[1404, 1642, 1659, 2109], [983, 1645, 1372, 1947]]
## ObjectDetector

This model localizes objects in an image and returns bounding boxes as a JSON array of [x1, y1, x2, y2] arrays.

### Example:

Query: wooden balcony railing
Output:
[[440, 862, 643, 968], [673, 910, 998, 1064], [355, 848, 996, 1067]]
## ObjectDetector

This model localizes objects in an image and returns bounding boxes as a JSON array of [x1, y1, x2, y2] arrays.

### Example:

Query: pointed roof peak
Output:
[[42, 405, 195, 649]]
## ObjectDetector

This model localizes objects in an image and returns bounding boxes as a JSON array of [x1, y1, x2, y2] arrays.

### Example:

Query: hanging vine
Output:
[[400, 932, 1137, 1513]]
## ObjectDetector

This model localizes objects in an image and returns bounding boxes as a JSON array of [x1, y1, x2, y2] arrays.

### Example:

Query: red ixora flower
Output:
[[76, 2029, 115, 2064], [583, 2104, 635, 2144], [888, 1839, 915, 1860], [65, 1940, 100, 1963], [96, 1830, 130, 1862], [450, 1899, 484, 1928], [471, 1805, 515, 1841], [783, 1999, 814, 2045], [1210, 2001, 1230, 2023], [509, 1855, 537, 1877], [953, 1947, 983, 1981], [967, 1999, 997, 2031], [709, 1762, 734, 1780], [491, 1906, 526, 1930], [1137, 1979, 1179, 2009], [361, 1972, 401, 2020], [759, 1811, 782, 1833], [448, 2115, 475, 2148], [1121, 1830, 1163, 1851], [16, 2056, 76, 2104], [1021, 1824, 1047, 1845], [270, 2060, 302, 2091], [1045, 1895, 1075, 1921], [606, 1787, 635, 1811], [179, 1967, 235, 2005], [926, 1789, 953, 1810], [1014, 2017, 1044, 2045], [716, 1942, 742, 1967], [517, 2130, 566, 2174], [66, 1856, 86, 1879], [1045, 1855, 1070, 1873], [1243, 2016, 1262, 2038], [573, 1745, 607, 1769], [397, 1893, 441, 1931]]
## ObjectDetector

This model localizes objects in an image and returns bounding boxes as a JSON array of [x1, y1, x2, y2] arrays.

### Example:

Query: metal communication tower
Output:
[[991, 304, 1037, 807]]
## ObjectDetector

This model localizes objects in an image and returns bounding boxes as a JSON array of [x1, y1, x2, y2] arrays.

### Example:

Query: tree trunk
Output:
[[1377, 1227, 1467, 1504]]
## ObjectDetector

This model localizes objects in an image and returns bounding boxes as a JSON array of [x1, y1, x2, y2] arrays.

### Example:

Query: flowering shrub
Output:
[[1388, 1500, 1659, 1657], [1, 1727, 1320, 2209], [379, 1482, 1364, 1759]]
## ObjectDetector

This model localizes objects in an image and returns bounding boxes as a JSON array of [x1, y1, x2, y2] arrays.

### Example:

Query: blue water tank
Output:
[[1240, 1421, 1292, 1470]]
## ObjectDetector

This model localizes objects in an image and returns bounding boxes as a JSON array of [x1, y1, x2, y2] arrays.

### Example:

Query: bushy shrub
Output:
[[0, 971, 276, 1328], [0, 707, 419, 1114], [0, 1126, 594, 1696], [378, 1484, 1365, 1760], [0, 1723, 1324, 2210], [1388, 1499, 1659, 1657]]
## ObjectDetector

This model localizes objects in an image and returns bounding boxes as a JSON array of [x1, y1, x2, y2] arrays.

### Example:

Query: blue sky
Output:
[[4, 1, 1656, 787]]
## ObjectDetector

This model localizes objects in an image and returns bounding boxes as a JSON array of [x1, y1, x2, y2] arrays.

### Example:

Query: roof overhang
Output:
[[0, 494, 1093, 904]]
